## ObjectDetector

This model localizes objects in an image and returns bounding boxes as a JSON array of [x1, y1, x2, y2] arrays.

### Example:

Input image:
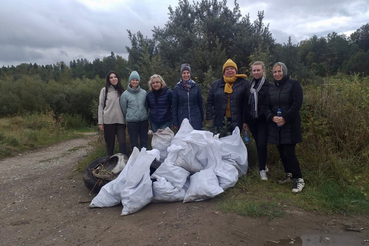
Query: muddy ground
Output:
[[0, 134, 368, 246]]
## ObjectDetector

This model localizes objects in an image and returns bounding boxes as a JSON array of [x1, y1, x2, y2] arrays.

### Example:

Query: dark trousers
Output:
[[127, 120, 149, 151], [248, 119, 268, 171], [104, 123, 127, 156], [277, 144, 302, 179]]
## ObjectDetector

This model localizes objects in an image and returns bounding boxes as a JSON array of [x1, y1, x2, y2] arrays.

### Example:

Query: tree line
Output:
[[0, 0, 368, 122]]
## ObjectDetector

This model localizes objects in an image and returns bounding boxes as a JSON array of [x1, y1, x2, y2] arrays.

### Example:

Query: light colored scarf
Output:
[[249, 77, 265, 118]]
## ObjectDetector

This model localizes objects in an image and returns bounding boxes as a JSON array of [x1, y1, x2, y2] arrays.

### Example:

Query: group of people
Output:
[[97, 59, 305, 193]]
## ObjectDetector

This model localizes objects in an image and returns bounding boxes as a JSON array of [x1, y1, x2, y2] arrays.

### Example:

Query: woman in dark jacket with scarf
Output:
[[244, 61, 273, 181], [146, 74, 173, 132], [172, 63, 204, 130], [265, 62, 305, 193], [206, 59, 249, 133]]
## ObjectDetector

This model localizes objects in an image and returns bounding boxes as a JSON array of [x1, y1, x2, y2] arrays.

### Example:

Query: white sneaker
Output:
[[259, 170, 268, 181], [292, 178, 305, 193], [265, 166, 269, 172]]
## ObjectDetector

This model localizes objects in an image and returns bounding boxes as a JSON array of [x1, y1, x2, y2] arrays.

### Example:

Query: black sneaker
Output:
[[292, 178, 305, 193], [278, 173, 293, 184]]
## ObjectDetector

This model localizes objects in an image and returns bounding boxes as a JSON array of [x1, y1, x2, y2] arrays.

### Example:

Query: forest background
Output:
[[0, 0, 368, 215]]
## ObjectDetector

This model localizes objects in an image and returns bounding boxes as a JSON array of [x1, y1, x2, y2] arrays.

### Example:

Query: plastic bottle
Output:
[[244, 131, 249, 144], [277, 108, 282, 127]]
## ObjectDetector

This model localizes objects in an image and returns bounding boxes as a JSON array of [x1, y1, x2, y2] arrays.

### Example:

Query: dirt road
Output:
[[0, 134, 368, 246]]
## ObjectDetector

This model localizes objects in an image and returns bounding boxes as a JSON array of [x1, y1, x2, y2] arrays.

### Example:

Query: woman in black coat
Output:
[[244, 61, 272, 181], [265, 62, 305, 193], [206, 59, 249, 133], [172, 63, 204, 130]]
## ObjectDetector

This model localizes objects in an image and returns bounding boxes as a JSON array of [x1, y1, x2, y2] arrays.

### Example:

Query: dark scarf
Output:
[[153, 88, 163, 104], [248, 77, 265, 118], [180, 79, 192, 92]]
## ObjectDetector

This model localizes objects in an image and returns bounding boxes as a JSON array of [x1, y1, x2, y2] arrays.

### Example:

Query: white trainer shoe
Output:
[[259, 170, 268, 181], [292, 178, 305, 193]]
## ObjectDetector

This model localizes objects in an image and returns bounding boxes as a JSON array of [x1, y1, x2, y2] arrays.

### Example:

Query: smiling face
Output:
[[181, 70, 190, 82], [224, 67, 237, 77], [273, 65, 284, 81], [130, 79, 140, 89], [151, 79, 162, 91], [109, 73, 118, 86], [252, 65, 264, 80]]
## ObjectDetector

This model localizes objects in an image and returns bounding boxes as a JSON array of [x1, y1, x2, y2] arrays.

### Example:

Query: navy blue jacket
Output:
[[265, 75, 303, 145], [146, 86, 173, 124], [172, 80, 204, 130]]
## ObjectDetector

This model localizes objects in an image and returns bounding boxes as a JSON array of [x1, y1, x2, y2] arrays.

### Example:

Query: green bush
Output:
[[5, 135, 20, 147]]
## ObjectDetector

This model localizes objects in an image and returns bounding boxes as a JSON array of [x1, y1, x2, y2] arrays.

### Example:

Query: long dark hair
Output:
[[104, 70, 125, 108]]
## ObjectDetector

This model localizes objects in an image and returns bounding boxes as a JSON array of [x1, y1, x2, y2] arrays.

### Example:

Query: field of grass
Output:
[[0, 112, 91, 159]]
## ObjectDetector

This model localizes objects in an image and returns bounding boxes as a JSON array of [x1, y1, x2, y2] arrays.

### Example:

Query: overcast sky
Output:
[[0, 0, 368, 67]]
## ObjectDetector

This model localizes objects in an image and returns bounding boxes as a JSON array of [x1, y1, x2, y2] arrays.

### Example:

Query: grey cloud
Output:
[[0, 0, 368, 66]]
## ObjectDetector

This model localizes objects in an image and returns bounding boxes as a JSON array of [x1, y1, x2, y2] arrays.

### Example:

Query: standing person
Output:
[[265, 62, 305, 193], [244, 61, 273, 181], [98, 70, 127, 156], [120, 71, 149, 151], [146, 74, 173, 132], [172, 63, 204, 130], [206, 58, 249, 133]]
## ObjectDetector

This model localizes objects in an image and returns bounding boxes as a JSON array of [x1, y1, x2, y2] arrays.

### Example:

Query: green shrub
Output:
[[5, 135, 20, 147], [62, 113, 88, 129], [0, 132, 6, 142]]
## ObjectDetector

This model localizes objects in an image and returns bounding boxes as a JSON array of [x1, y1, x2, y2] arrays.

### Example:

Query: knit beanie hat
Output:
[[273, 62, 288, 77], [222, 59, 238, 73], [129, 71, 140, 82], [180, 63, 191, 75]]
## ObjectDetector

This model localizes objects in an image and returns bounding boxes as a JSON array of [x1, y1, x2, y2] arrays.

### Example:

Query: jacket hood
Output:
[[127, 84, 141, 93]]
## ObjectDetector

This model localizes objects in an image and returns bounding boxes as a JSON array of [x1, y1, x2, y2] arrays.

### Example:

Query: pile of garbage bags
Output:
[[90, 119, 248, 215]]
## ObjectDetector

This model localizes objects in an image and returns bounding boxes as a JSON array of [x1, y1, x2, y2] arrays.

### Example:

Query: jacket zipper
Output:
[[187, 91, 191, 123]]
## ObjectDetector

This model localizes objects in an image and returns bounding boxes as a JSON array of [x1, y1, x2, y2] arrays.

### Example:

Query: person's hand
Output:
[[242, 123, 248, 131], [99, 124, 104, 131], [272, 116, 286, 126]]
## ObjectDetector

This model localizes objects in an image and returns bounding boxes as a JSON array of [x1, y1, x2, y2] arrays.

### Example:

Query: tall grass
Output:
[[0, 112, 89, 159]]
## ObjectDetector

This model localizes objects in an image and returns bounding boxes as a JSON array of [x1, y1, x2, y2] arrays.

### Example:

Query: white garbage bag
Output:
[[151, 158, 190, 191], [183, 169, 224, 203], [149, 127, 174, 161], [219, 127, 248, 176], [171, 118, 193, 146], [90, 148, 160, 216], [152, 176, 186, 202]]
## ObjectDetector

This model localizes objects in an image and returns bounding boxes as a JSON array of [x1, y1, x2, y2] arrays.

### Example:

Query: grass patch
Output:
[[218, 198, 285, 220], [0, 113, 93, 159]]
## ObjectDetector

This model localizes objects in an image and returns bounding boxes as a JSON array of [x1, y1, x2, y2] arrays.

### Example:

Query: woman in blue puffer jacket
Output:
[[172, 63, 204, 130], [146, 74, 173, 132]]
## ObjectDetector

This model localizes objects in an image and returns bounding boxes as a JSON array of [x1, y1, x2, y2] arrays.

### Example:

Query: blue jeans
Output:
[[150, 120, 172, 132]]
